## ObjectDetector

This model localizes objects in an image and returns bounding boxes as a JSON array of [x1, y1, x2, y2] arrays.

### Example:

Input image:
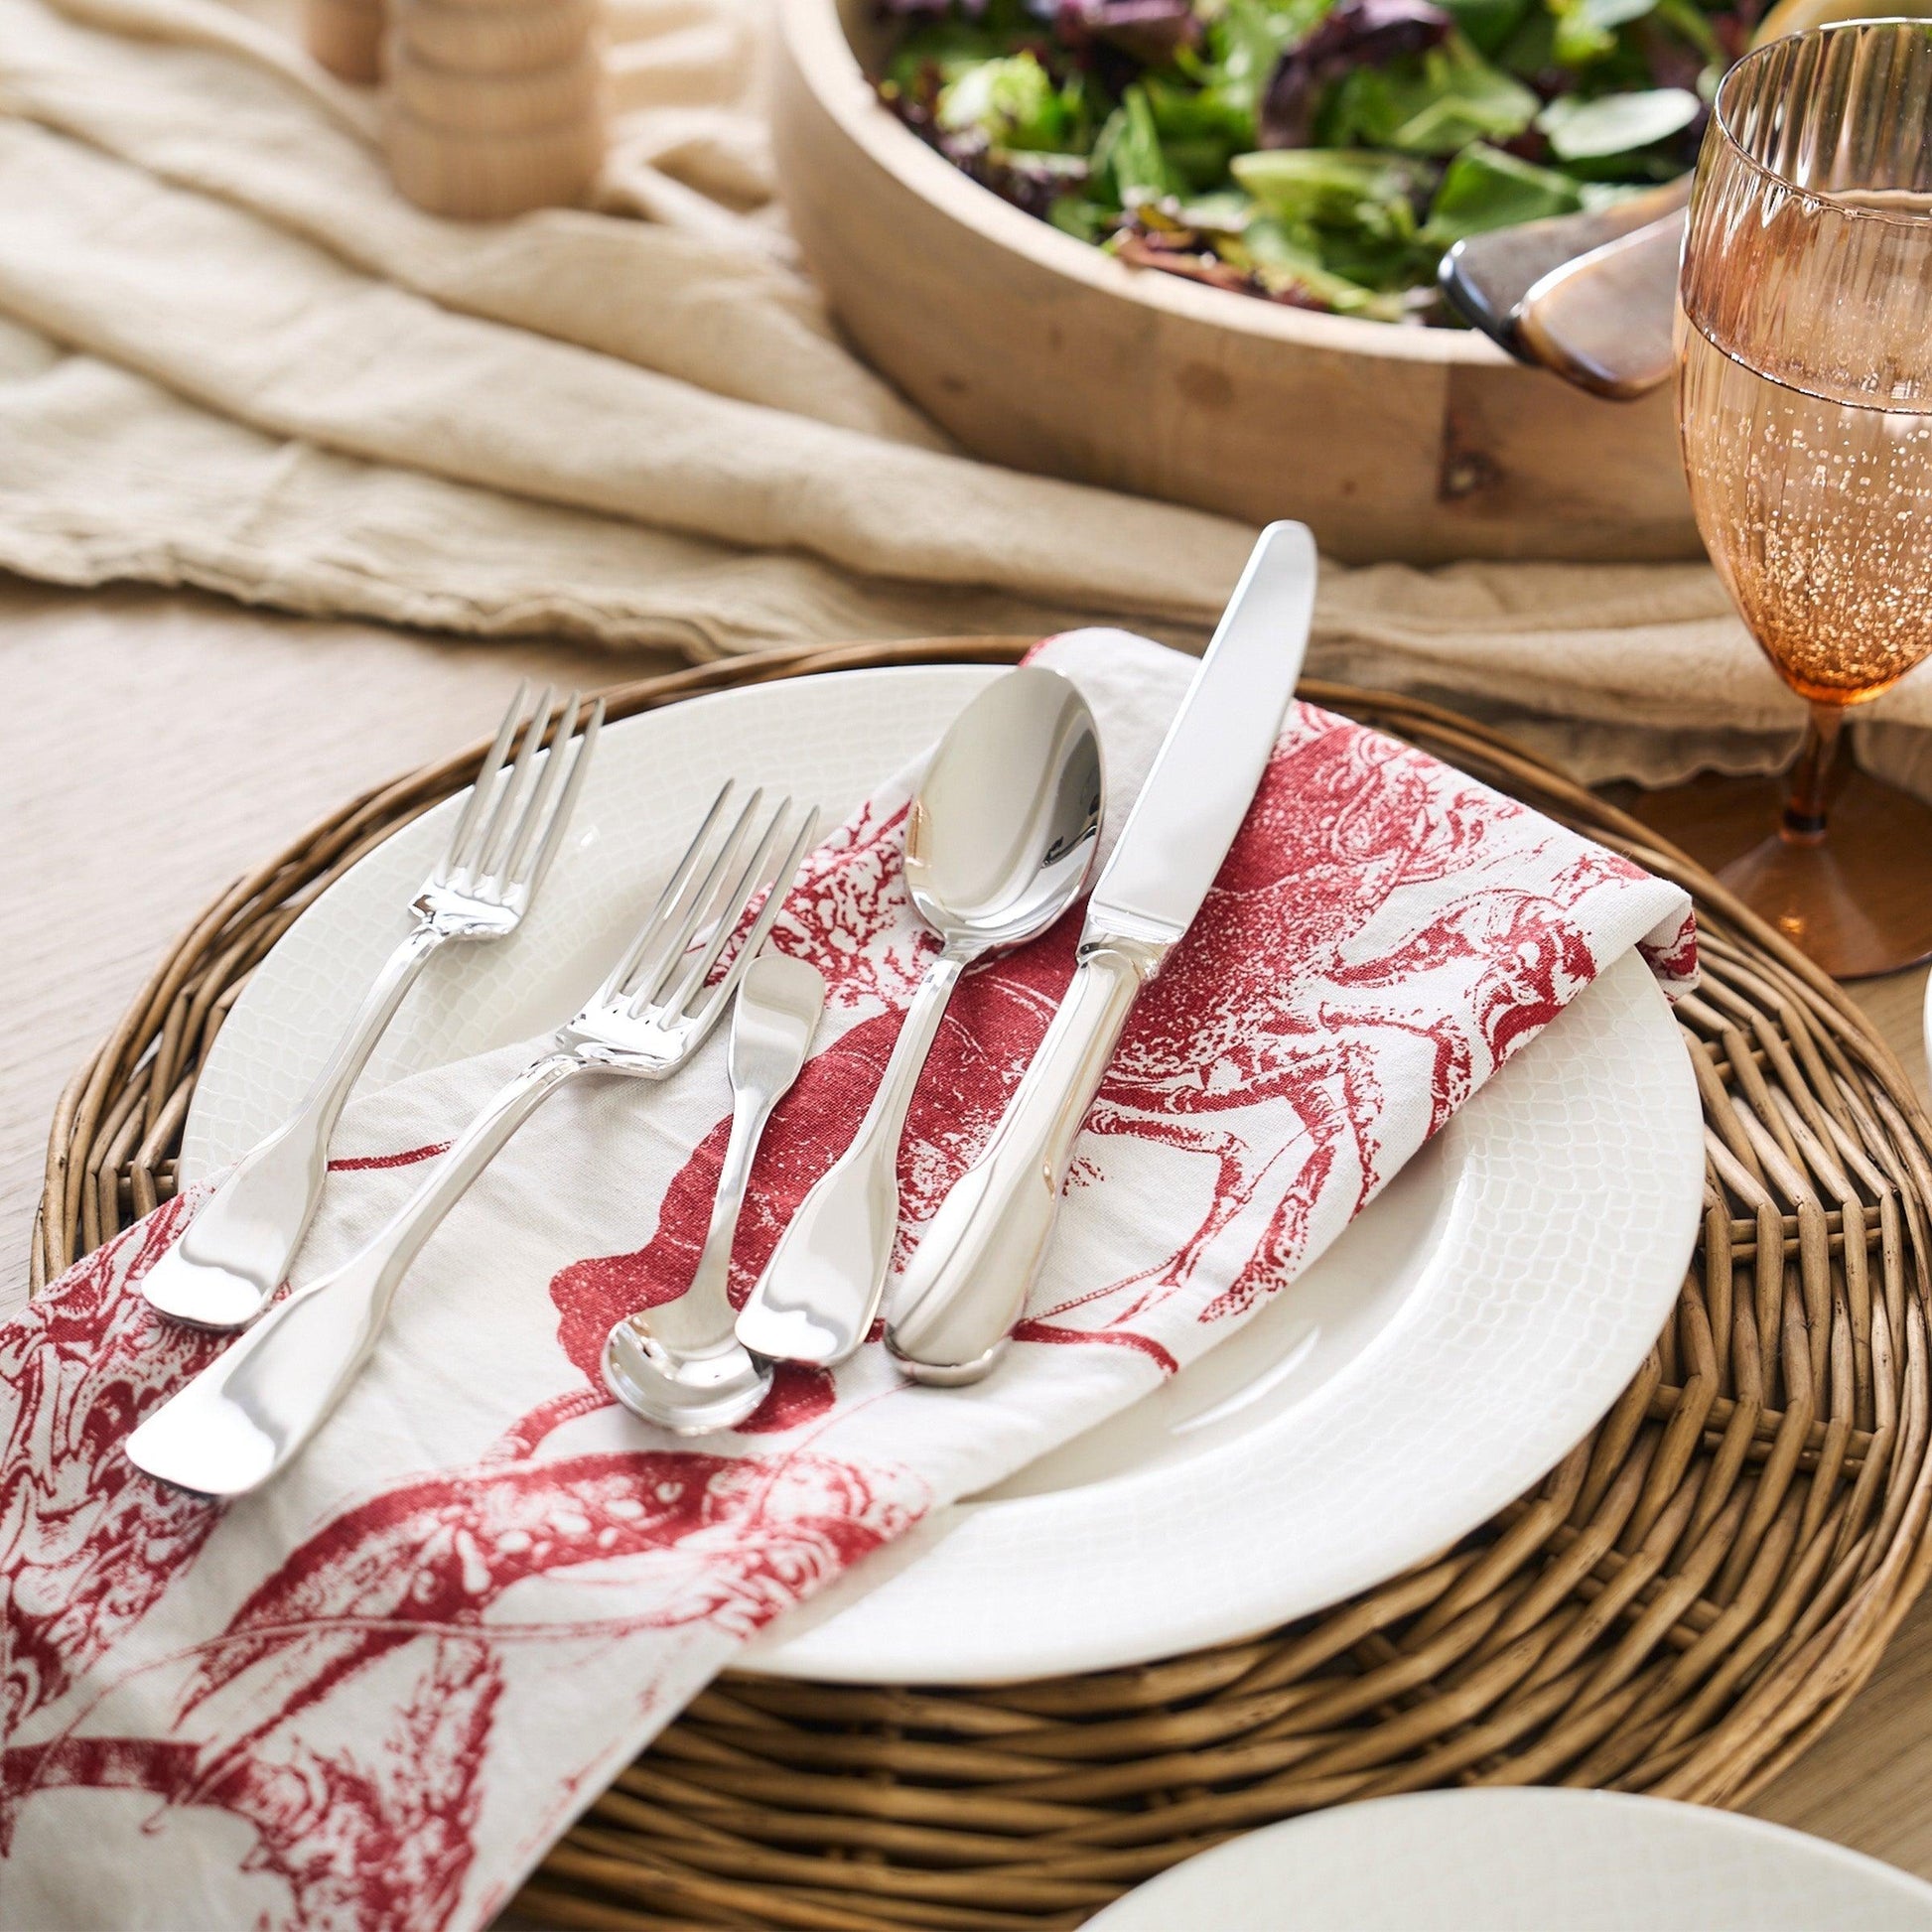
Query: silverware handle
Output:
[[141, 919, 445, 1330], [736, 949, 967, 1366], [125, 1050, 580, 1497], [885, 941, 1150, 1384], [653, 1091, 777, 1353]]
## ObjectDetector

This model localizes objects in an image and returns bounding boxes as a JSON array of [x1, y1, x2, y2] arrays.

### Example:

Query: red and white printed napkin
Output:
[[0, 632, 1695, 1931]]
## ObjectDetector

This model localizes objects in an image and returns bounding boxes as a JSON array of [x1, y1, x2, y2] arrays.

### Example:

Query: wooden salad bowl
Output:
[[770, 0, 1700, 564]]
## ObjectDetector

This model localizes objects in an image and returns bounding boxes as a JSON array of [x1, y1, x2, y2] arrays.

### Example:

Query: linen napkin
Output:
[[5, 0, 1932, 796], [0, 632, 1695, 1932]]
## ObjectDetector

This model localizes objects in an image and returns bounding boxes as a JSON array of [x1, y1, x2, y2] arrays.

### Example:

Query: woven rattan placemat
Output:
[[35, 640, 1932, 1932]]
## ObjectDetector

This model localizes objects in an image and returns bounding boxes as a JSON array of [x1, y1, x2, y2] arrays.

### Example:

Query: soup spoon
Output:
[[603, 949, 827, 1434], [732, 666, 1105, 1369]]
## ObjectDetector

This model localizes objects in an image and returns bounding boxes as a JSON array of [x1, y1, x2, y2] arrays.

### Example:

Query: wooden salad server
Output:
[[1440, 179, 1688, 399]]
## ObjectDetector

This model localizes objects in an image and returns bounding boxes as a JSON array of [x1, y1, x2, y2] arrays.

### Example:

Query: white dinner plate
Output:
[[183, 666, 1705, 1683], [1085, 1789, 1932, 1930]]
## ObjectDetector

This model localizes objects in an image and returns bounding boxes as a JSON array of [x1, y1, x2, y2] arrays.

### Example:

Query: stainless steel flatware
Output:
[[603, 949, 827, 1434], [140, 683, 603, 1332], [733, 668, 1104, 1369], [886, 521, 1317, 1385], [126, 784, 818, 1498]]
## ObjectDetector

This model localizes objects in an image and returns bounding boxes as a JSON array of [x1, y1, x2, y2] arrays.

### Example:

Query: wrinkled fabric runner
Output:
[[2, 0, 1930, 788], [0, 633, 1694, 1931]]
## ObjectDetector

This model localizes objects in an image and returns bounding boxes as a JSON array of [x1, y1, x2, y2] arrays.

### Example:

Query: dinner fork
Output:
[[126, 783, 819, 1499], [141, 684, 604, 1331]]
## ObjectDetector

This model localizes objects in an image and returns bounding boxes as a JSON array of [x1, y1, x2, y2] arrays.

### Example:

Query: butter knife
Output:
[[884, 520, 1317, 1385]]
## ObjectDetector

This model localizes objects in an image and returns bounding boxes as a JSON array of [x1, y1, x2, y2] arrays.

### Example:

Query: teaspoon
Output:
[[603, 949, 826, 1434], [732, 666, 1105, 1368]]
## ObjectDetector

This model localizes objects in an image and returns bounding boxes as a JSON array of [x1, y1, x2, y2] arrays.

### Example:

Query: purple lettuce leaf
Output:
[[1050, 0, 1201, 65], [1260, 0, 1454, 148]]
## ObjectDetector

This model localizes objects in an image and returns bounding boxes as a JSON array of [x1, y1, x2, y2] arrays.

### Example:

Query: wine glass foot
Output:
[[1620, 763, 1932, 981]]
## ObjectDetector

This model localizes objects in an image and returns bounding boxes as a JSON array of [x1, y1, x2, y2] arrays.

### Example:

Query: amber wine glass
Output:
[[1678, 19, 1932, 978]]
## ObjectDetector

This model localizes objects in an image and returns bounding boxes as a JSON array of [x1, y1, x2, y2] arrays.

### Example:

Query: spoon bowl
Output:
[[604, 1318, 777, 1436], [905, 668, 1107, 949]]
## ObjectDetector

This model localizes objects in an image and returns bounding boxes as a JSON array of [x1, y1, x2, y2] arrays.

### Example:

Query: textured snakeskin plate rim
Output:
[[35, 639, 1932, 1932]]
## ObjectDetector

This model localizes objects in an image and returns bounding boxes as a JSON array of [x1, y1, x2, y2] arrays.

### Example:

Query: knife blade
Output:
[[884, 521, 1317, 1384]]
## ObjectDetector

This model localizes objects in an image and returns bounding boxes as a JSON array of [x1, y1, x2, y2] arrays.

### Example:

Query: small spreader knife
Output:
[[884, 520, 1317, 1385]]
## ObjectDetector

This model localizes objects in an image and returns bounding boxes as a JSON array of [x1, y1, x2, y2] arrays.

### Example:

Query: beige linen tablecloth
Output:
[[2, 0, 1929, 790]]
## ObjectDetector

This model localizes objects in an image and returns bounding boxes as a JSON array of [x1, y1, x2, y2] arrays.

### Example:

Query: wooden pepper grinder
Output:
[[305, 0, 386, 82], [382, 0, 607, 219]]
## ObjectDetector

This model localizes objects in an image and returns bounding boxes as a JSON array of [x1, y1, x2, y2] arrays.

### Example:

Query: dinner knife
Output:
[[884, 520, 1317, 1385]]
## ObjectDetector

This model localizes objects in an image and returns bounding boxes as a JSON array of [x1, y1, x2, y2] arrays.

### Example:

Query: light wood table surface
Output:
[[6, 574, 1932, 1887]]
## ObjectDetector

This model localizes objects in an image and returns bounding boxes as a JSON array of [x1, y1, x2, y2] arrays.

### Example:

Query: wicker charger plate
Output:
[[33, 639, 1932, 1932]]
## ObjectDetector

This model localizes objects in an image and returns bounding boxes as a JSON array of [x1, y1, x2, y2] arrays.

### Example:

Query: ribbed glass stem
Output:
[[1781, 705, 1843, 846]]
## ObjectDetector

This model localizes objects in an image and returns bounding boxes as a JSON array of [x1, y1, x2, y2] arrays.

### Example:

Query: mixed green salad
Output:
[[874, 0, 1746, 321]]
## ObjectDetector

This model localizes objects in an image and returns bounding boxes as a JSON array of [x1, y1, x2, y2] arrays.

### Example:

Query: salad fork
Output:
[[126, 783, 820, 1499], [142, 684, 604, 1331]]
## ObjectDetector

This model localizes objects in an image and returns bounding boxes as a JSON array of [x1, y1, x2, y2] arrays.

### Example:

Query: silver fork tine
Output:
[[624, 790, 765, 1018], [435, 682, 529, 887], [468, 684, 556, 885], [592, 781, 736, 1005], [656, 797, 796, 1024], [620, 791, 760, 1007], [498, 691, 590, 892], [505, 699, 603, 899], [689, 808, 819, 1034]]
